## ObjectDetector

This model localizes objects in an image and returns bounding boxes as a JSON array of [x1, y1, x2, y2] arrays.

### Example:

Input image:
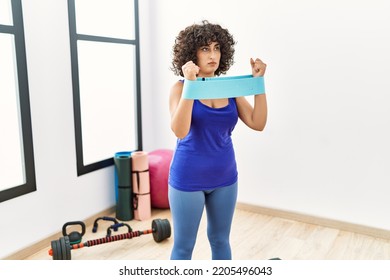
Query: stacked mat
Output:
[[131, 151, 152, 221], [114, 151, 151, 221]]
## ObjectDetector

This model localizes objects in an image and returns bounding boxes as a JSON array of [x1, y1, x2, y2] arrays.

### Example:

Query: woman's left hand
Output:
[[250, 58, 266, 77]]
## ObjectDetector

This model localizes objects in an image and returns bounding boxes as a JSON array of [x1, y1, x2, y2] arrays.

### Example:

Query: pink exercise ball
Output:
[[148, 149, 173, 209]]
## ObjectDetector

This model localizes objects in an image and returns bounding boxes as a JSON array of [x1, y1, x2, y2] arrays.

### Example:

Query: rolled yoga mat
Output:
[[114, 151, 132, 202], [114, 152, 129, 202], [114, 151, 133, 221], [131, 151, 151, 221], [182, 75, 265, 99]]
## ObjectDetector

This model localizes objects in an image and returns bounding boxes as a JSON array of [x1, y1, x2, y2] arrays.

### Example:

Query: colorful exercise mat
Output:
[[131, 151, 151, 221]]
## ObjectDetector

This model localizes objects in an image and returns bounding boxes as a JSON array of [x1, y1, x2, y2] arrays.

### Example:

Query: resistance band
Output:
[[182, 75, 265, 100]]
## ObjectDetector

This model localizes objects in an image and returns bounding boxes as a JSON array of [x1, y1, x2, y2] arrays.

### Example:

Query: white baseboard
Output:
[[236, 202, 390, 240]]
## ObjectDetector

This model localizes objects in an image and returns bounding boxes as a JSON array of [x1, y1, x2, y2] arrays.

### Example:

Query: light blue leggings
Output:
[[168, 182, 238, 260]]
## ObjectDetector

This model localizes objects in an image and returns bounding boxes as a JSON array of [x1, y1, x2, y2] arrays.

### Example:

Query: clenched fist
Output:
[[250, 58, 266, 77], [182, 61, 200, 80]]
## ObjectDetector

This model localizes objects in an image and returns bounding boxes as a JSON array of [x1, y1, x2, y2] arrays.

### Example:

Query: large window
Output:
[[68, 0, 142, 176], [0, 0, 36, 202]]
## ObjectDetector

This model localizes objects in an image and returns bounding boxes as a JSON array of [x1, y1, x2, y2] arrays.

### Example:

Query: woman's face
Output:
[[196, 41, 221, 77]]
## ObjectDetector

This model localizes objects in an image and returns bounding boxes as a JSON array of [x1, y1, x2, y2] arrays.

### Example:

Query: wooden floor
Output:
[[24, 208, 390, 260]]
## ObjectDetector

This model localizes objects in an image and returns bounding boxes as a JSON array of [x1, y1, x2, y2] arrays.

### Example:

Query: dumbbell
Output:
[[49, 218, 171, 260]]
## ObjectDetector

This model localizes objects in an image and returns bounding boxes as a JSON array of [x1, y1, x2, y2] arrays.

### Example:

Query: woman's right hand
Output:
[[182, 61, 199, 80]]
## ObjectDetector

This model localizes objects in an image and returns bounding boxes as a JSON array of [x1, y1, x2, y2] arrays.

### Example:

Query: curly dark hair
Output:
[[171, 20, 236, 77]]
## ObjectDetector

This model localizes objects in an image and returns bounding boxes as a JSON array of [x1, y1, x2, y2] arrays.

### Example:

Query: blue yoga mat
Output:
[[114, 151, 133, 221], [114, 151, 132, 201]]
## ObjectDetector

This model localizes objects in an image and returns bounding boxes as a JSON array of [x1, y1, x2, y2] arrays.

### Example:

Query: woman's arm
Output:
[[169, 61, 199, 139], [236, 58, 268, 131], [169, 81, 194, 139], [236, 94, 267, 131]]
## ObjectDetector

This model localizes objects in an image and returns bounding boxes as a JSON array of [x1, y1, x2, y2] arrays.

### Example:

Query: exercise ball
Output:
[[148, 149, 173, 209]]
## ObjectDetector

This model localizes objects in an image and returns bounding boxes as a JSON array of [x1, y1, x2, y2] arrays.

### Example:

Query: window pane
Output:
[[0, 33, 25, 191], [77, 41, 137, 165], [75, 0, 135, 39], [0, 0, 13, 25]]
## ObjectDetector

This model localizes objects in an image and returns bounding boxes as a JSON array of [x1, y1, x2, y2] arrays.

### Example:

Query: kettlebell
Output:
[[62, 221, 86, 245]]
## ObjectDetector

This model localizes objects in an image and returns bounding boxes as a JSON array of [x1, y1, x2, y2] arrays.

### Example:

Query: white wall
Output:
[[0, 0, 154, 259], [147, 0, 390, 230], [1, 0, 390, 259]]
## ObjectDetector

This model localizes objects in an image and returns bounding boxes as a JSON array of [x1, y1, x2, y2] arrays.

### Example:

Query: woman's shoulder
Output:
[[170, 79, 184, 93]]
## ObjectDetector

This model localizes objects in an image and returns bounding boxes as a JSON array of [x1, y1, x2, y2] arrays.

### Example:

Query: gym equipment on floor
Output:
[[48, 218, 171, 260], [62, 221, 85, 245]]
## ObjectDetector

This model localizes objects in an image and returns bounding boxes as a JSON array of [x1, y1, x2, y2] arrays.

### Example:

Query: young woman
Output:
[[168, 20, 267, 260]]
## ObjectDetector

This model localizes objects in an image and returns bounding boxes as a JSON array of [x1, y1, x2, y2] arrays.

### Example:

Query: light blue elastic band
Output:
[[182, 75, 265, 100]]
